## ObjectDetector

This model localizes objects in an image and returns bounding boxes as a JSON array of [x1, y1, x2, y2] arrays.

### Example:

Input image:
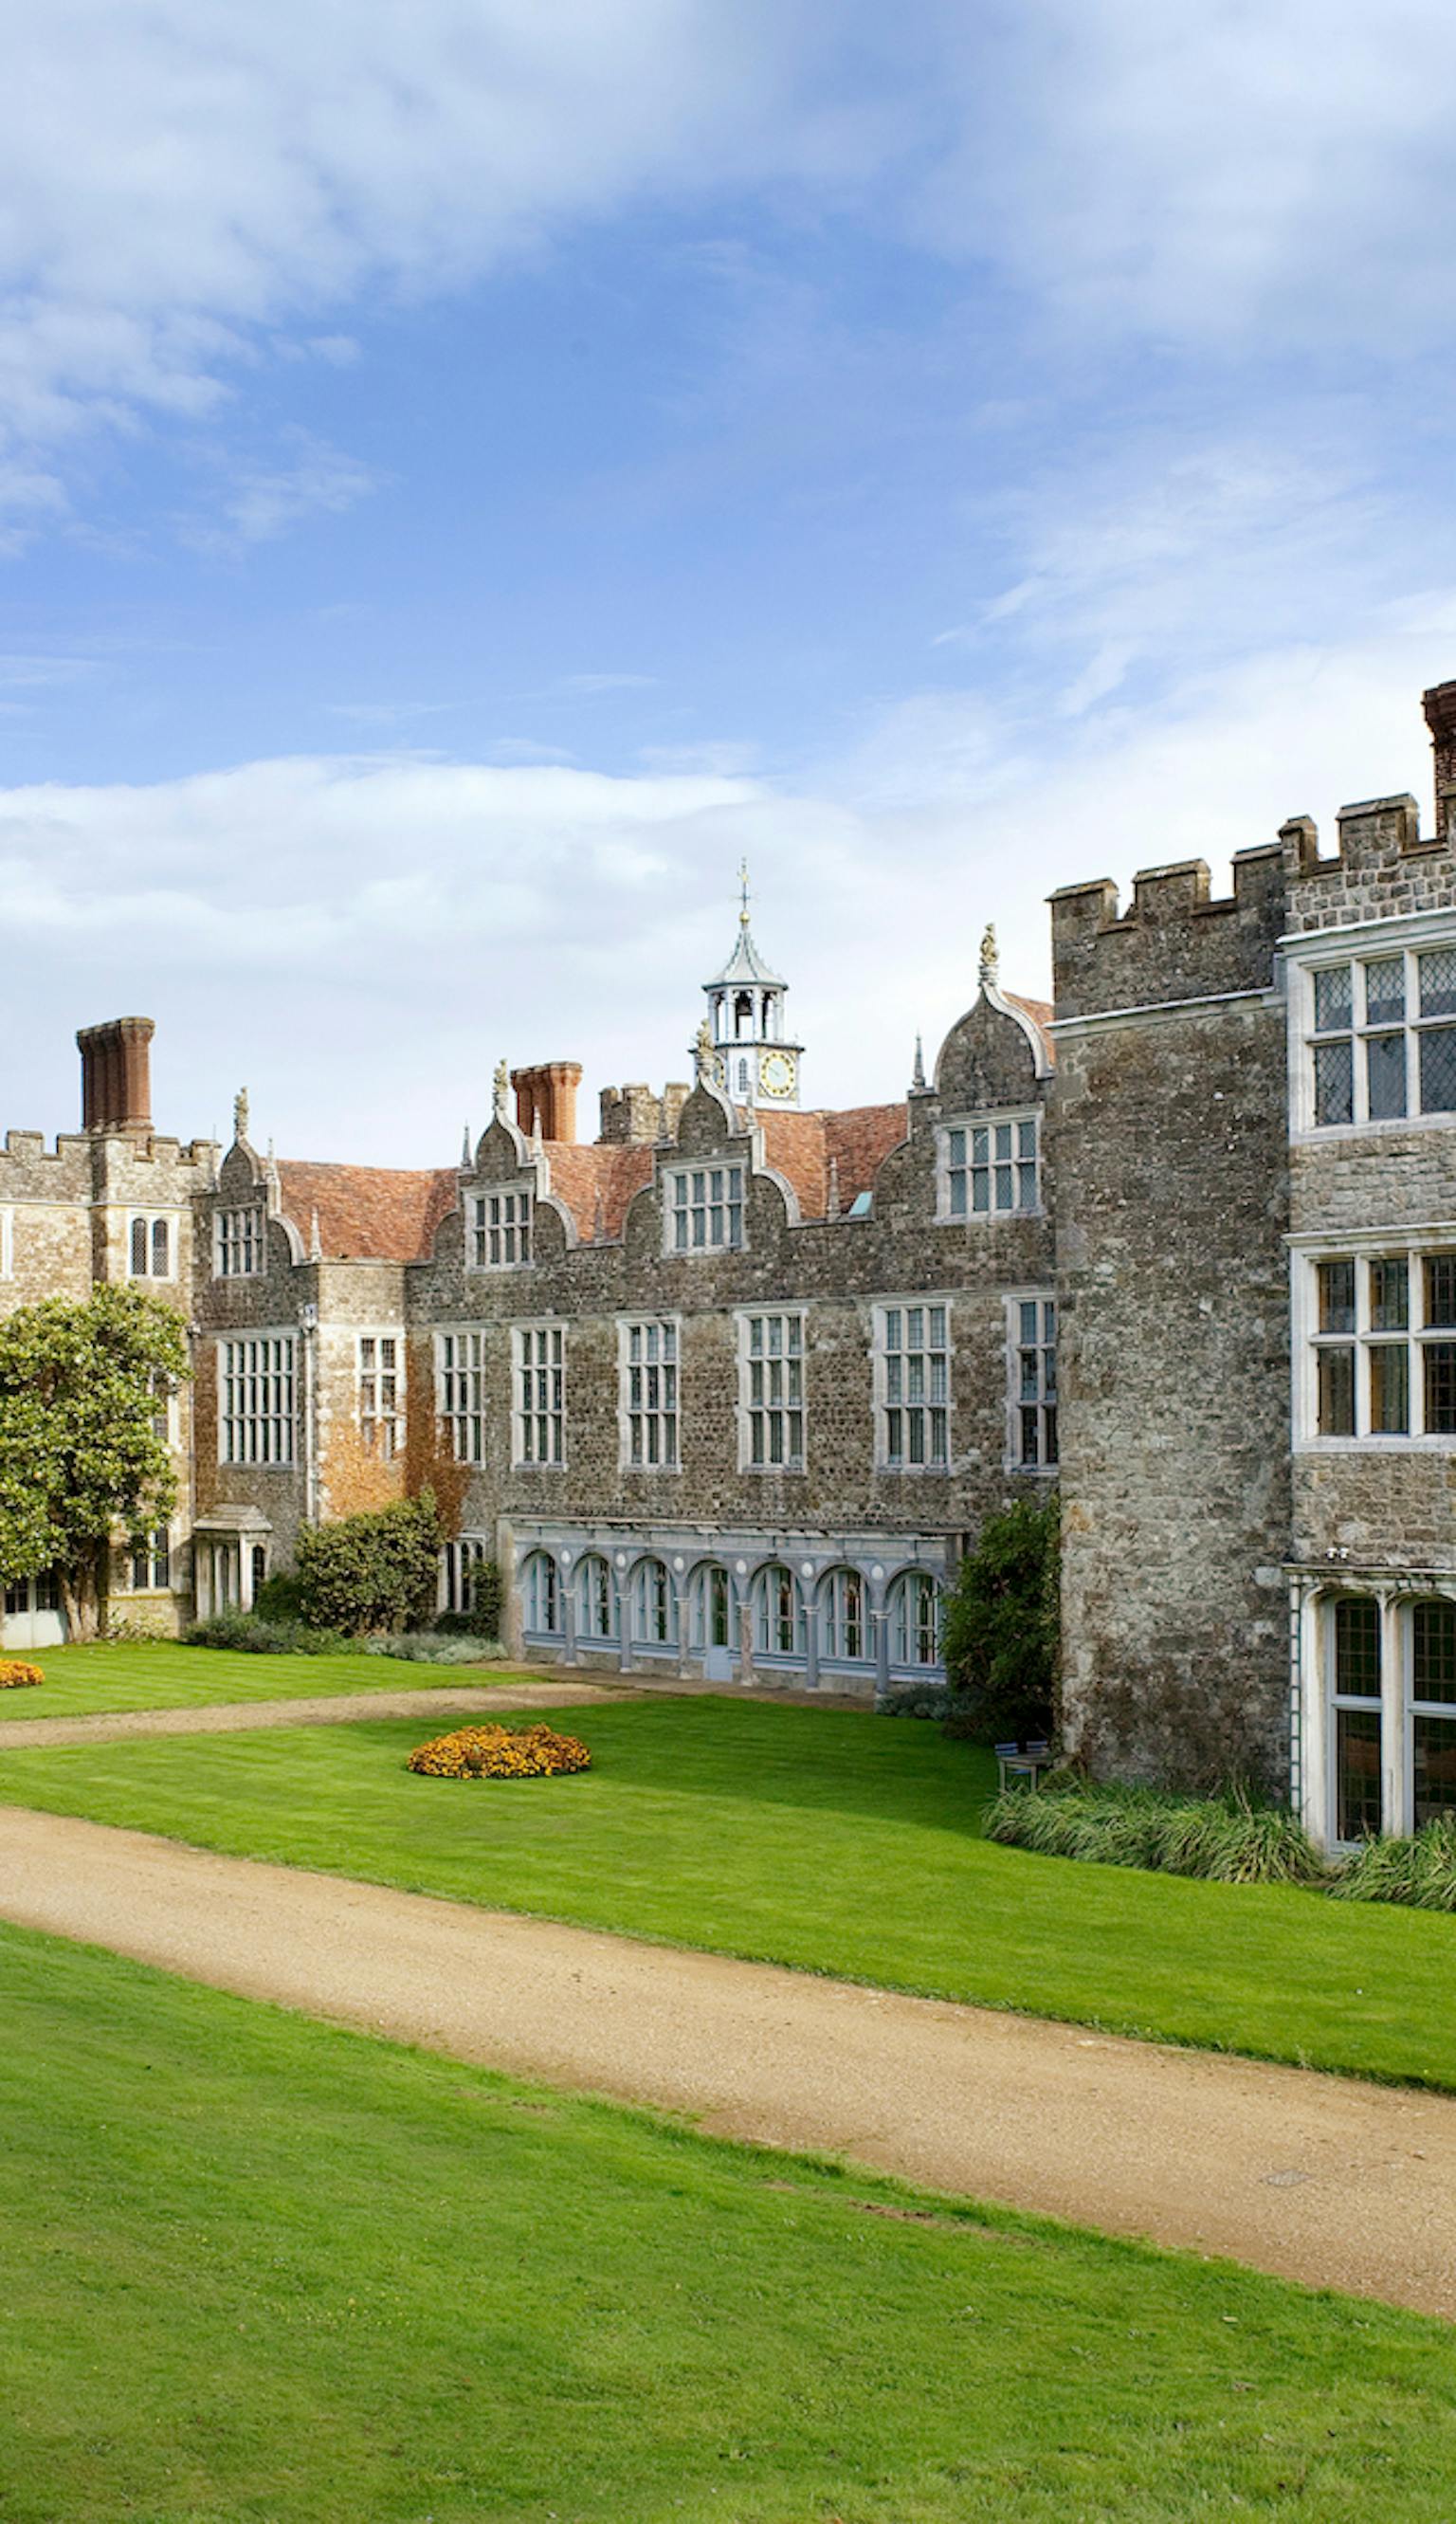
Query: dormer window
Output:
[[215, 1206, 264, 1278], [665, 1162, 744, 1253], [472, 1189, 531, 1269], [938, 1111, 1040, 1219]]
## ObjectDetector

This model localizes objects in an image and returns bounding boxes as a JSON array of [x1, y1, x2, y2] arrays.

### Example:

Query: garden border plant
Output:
[[986, 1773, 1456, 1911]]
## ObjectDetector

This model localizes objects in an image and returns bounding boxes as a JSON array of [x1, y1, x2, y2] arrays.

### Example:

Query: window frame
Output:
[[817, 1565, 870, 1665], [1295, 1235, 1456, 1447], [1325, 1593, 1384, 1844], [736, 1308, 806, 1472], [520, 1549, 562, 1637], [435, 1327, 486, 1466], [357, 1329, 404, 1461], [1407, 1597, 1456, 1834], [127, 1212, 175, 1280], [217, 1330, 296, 1467], [1292, 933, 1456, 1136], [213, 1205, 265, 1280], [441, 1532, 489, 1619], [888, 1570, 943, 1671], [125, 1524, 173, 1593], [618, 1315, 682, 1472], [1005, 1289, 1058, 1472], [872, 1297, 954, 1472], [628, 1554, 678, 1649], [470, 1187, 533, 1271], [575, 1552, 618, 1642], [663, 1161, 746, 1256], [511, 1320, 566, 1469], [937, 1107, 1042, 1222]]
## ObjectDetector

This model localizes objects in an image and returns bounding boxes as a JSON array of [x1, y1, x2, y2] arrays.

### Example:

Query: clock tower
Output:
[[700, 865, 804, 1108]]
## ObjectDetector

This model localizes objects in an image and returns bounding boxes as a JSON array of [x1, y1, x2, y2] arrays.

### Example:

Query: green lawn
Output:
[[7, 1694, 1456, 2092], [4, 1918, 1453, 2524], [0, 1639, 529, 1720]]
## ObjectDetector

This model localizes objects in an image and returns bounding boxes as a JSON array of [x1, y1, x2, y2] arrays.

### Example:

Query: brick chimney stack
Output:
[[511, 1060, 582, 1143], [77, 1016, 155, 1135], [1422, 679, 1456, 838]]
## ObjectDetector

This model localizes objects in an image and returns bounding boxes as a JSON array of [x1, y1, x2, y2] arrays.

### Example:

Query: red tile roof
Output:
[[539, 1142, 656, 1240], [1006, 992, 1055, 1065], [756, 1104, 908, 1218], [276, 1161, 459, 1263]]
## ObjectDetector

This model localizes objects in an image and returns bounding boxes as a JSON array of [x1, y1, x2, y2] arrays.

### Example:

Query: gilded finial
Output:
[[979, 924, 999, 988], [694, 1015, 714, 1078], [233, 1087, 248, 1143], [738, 857, 751, 927], [493, 1057, 509, 1116]]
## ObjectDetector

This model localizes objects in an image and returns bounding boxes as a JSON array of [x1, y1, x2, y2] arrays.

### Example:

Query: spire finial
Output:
[[461, 1121, 472, 1168], [911, 1033, 927, 1094], [979, 923, 999, 988], [737, 856, 751, 927], [826, 1155, 842, 1221], [233, 1087, 248, 1143], [309, 1205, 321, 1264], [493, 1057, 509, 1118]]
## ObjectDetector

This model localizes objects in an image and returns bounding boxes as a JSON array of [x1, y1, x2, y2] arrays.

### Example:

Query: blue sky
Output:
[[6, 1, 1456, 1158]]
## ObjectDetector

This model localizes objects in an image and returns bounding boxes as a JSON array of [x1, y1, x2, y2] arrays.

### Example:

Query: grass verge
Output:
[[5, 1695, 1456, 2090], [0, 1640, 532, 1722], [3, 1917, 1455, 2523]]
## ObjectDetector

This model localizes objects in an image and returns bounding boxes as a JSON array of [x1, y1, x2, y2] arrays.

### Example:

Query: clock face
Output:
[[758, 1050, 796, 1100]]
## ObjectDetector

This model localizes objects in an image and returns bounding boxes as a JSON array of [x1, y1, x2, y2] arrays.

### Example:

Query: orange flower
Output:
[[407, 1722, 591, 1780]]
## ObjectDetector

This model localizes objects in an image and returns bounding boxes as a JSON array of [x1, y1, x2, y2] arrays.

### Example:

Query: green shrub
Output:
[[1329, 1818, 1456, 1911], [253, 1569, 305, 1622], [985, 1778, 1328, 1887], [942, 1494, 1059, 1745], [468, 1559, 503, 1637], [185, 1613, 352, 1656], [363, 1632, 506, 1667], [879, 1682, 952, 1721], [295, 1493, 443, 1637]]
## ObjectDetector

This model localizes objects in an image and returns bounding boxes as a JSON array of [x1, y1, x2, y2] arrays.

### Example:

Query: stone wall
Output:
[[1052, 867, 1292, 1791], [410, 996, 1056, 1582]]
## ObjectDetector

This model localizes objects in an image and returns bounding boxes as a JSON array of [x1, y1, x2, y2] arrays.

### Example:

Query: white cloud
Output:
[[0, 3, 863, 479], [910, 0, 1456, 347], [179, 429, 381, 550], [6, 613, 1455, 1160]]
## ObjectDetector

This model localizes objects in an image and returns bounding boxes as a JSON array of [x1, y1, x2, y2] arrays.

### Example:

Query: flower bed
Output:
[[0, 1660, 44, 1691], [407, 1722, 592, 1780]]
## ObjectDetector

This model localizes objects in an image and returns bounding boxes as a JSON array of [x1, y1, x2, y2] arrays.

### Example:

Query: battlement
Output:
[[0, 1127, 219, 1196], [1050, 846, 1285, 1020], [598, 1081, 690, 1145], [1276, 678, 1456, 932]]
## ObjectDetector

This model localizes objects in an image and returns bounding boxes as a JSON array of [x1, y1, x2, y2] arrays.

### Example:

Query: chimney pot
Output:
[[77, 1016, 155, 1135]]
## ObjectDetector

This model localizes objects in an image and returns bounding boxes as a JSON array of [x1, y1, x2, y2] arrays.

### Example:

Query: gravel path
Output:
[[2, 1805, 1454, 2319], [0, 1680, 615, 1748]]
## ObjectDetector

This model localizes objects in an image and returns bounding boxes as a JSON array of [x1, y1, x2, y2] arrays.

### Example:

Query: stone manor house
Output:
[[9, 680, 1456, 1850]]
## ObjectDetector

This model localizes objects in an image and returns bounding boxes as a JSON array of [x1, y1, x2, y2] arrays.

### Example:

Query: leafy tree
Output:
[[0, 1287, 190, 1642], [295, 1491, 444, 1636], [941, 1493, 1060, 1745]]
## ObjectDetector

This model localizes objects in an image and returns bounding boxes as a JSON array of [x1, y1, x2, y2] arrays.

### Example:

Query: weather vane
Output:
[[738, 857, 751, 926]]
